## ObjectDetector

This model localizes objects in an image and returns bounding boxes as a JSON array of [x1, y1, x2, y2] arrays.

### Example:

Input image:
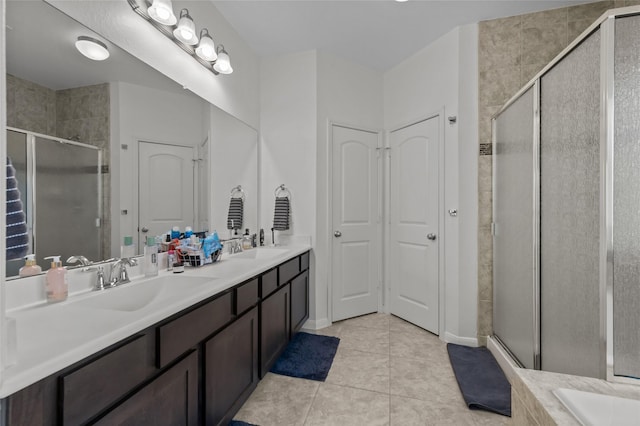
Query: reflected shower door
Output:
[[35, 137, 101, 269], [6, 130, 30, 277]]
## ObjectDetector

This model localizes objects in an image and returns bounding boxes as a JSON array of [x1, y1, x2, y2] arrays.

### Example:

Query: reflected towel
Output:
[[273, 197, 290, 231], [227, 197, 244, 230], [6, 159, 29, 260]]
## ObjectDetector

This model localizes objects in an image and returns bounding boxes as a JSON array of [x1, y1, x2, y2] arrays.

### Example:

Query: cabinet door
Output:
[[260, 284, 290, 378], [95, 351, 198, 426], [205, 307, 259, 426], [291, 270, 309, 334]]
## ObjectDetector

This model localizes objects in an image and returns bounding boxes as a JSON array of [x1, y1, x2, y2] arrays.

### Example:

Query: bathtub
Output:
[[554, 388, 640, 426]]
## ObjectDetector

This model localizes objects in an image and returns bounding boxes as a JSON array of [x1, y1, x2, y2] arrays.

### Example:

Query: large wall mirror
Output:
[[5, 0, 258, 278]]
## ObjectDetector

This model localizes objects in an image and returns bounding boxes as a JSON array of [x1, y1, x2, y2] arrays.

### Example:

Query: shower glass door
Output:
[[539, 29, 602, 378], [493, 87, 537, 369], [34, 136, 101, 269]]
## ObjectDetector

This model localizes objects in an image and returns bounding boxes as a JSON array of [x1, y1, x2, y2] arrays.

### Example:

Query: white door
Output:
[[389, 117, 440, 334], [331, 125, 381, 322], [138, 141, 195, 248]]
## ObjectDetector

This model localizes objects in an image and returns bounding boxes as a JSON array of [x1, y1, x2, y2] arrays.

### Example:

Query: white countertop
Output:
[[0, 244, 310, 398]]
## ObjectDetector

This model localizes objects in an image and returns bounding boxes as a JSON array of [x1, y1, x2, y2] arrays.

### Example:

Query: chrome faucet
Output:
[[109, 258, 138, 287], [227, 238, 243, 254], [67, 255, 93, 270]]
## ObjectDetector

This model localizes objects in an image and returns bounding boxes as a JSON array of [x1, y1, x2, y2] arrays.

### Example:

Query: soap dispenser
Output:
[[44, 256, 68, 303], [242, 229, 252, 250], [19, 254, 42, 277]]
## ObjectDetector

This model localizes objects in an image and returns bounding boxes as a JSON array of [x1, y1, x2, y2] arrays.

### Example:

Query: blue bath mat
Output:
[[270, 332, 340, 381], [447, 343, 511, 417], [228, 421, 257, 426]]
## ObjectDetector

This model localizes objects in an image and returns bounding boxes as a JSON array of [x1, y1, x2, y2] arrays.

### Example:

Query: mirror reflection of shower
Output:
[[6, 128, 102, 277]]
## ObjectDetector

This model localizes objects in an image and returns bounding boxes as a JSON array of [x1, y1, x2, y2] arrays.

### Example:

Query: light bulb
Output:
[[196, 29, 217, 61], [213, 49, 233, 74], [173, 9, 198, 45], [148, 0, 177, 25]]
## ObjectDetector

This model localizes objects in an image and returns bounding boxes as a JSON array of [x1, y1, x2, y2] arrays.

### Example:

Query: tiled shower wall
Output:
[[477, 0, 640, 345], [6, 76, 111, 261]]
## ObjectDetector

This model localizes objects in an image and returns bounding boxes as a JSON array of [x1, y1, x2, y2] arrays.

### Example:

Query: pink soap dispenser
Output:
[[44, 256, 68, 303]]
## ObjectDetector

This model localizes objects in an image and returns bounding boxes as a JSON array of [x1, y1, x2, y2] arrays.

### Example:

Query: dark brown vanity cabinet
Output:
[[205, 307, 259, 426], [260, 283, 291, 378], [94, 351, 199, 426], [2, 251, 310, 425]]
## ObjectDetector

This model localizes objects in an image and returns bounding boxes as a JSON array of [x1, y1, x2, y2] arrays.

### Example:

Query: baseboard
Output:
[[487, 335, 519, 383], [301, 317, 331, 331], [443, 331, 478, 347]]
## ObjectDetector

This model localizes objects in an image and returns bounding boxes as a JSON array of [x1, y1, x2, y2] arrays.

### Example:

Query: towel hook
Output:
[[230, 185, 245, 201], [274, 184, 291, 199]]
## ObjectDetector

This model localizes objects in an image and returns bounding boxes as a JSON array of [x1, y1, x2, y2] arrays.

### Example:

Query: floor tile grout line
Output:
[[301, 382, 321, 426]]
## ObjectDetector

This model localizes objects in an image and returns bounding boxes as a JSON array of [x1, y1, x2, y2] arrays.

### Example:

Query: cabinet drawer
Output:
[[236, 278, 259, 315], [300, 251, 309, 271], [157, 292, 233, 368], [61, 332, 155, 425], [278, 257, 300, 286], [260, 268, 278, 298]]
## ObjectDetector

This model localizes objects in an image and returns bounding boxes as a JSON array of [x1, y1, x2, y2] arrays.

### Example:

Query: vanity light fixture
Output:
[[147, 0, 177, 25], [75, 36, 110, 61], [195, 29, 217, 62], [173, 9, 198, 45], [213, 45, 233, 75], [128, 0, 233, 75]]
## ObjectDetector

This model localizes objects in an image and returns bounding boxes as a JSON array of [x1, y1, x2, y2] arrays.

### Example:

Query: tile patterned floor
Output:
[[234, 313, 512, 426]]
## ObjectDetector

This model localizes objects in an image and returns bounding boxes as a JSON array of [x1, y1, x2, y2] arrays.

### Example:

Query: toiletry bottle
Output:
[[19, 254, 42, 277], [167, 250, 175, 271], [171, 226, 181, 240], [144, 236, 159, 277], [259, 229, 264, 246], [121, 236, 135, 258], [185, 226, 193, 238], [242, 229, 252, 250], [44, 256, 68, 303]]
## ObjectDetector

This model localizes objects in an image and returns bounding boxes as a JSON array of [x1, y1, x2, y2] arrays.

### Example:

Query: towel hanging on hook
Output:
[[273, 184, 290, 231], [227, 185, 244, 230]]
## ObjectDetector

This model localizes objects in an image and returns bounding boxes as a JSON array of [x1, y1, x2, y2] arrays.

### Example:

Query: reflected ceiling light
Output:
[[213, 45, 233, 75], [196, 29, 217, 62], [395, 0, 409, 2], [173, 9, 198, 45], [75, 36, 110, 61], [147, 0, 177, 25]]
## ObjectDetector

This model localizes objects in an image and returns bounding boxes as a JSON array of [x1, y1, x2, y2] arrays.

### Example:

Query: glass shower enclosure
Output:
[[6, 128, 102, 277], [493, 10, 640, 381]]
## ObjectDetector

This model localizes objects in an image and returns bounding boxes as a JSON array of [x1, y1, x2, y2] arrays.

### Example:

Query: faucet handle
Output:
[[95, 266, 109, 290]]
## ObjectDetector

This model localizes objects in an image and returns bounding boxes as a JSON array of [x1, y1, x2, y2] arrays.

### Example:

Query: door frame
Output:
[[130, 138, 196, 252], [327, 121, 383, 323], [385, 109, 446, 336]]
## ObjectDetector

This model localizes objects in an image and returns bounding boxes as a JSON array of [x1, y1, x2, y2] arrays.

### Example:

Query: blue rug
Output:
[[447, 343, 511, 417], [270, 332, 340, 381], [228, 421, 257, 426]]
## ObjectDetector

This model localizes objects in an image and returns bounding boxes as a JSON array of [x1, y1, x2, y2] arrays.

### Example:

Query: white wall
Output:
[[315, 50, 384, 327], [112, 81, 207, 255], [46, 0, 260, 129], [383, 25, 478, 344]]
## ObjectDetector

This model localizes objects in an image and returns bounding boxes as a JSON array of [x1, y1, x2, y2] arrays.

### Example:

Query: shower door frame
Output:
[[5, 127, 103, 274], [491, 8, 640, 383]]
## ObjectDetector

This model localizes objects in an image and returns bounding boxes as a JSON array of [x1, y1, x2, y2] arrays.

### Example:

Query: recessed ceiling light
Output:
[[75, 36, 110, 61], [395, 0, 409, 2]]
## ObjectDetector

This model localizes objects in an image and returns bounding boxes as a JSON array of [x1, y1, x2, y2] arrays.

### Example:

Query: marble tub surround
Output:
[[234, 313, 511, 426], [511, 366, 640, 425], [0, 244, 310, 398]]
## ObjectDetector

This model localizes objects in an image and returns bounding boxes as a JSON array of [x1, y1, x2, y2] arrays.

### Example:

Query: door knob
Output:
[[334, 231, 342, 238], [141, 227, 149, 233], [427, 233, 437, 240]]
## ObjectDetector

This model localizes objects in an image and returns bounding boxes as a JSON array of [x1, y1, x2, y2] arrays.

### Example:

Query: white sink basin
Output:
[[230, 247, 289, 260], [554, 388, 640, 426], [71, 275, 213, 312]]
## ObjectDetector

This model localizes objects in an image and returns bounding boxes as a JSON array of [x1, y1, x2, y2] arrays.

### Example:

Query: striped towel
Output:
[[227, 197, 244, 230], [6, 159, 29, 260], [273, 197, 290, 231]]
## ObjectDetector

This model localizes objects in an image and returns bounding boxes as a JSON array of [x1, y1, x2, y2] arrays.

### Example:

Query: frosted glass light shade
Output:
[[173, 10, 198, 45], [75, 36, 109, 61], [148, 0, 177, 25], [213, 49, 233, 74], [196, 30, 217, 61]]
